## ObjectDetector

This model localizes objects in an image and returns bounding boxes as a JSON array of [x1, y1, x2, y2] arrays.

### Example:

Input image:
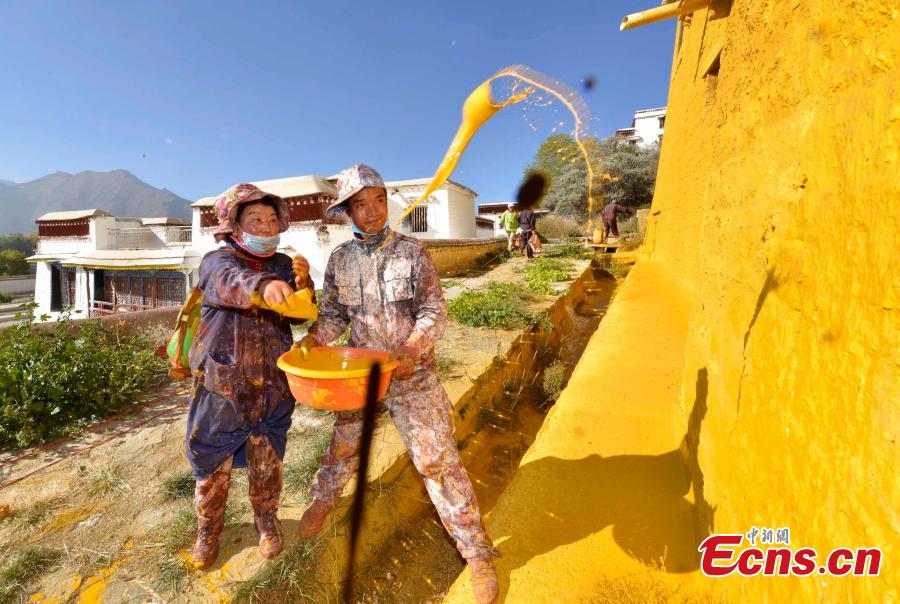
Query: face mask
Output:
[[239, 232, 280, 255], [351, 222, 377, 238]]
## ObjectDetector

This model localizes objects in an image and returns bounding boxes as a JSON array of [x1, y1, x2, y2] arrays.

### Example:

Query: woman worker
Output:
[[186, 183, 312, 568]]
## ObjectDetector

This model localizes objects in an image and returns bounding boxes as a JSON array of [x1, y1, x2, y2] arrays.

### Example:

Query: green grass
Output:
[[448, 282, 542, 330], [161, 471, 196, 501], [440, 279, 462, 289], [605, 262, 634, 279], [230, 538, 326, 603], [435, 352, 460, 379], [523, 258, 573, 294], [283, 429, 332, 500], [10, 498, 61, 529], [0, 546, 61, 604], [544, 243, 595, 260], [87, 464, 129, 498], [0, 293, 12, 304], [474, 249, 514, 268]]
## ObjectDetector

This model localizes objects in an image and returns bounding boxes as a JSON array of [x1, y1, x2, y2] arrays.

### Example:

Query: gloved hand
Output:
[[391, 343, 418, 380], [260, 279, 295, 307], [293, 334, 317, 360], [293, 255, 311, 290]]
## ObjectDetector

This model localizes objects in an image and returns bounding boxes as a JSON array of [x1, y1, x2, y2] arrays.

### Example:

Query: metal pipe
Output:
[[620, 0, 708, 31]]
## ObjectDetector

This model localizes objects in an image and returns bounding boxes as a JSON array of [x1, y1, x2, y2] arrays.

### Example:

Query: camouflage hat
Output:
[[325, 164, 386, 218], [213, 183, 290, 242]]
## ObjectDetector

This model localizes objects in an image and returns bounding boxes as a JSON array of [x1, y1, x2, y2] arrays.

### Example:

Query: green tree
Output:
[[0, 232, 38, 256], [525, 134, 660, 221], [0, 249, 28, 276]]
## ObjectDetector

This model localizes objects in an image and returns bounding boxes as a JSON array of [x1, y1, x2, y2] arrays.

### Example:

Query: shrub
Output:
[[536, 215, 584, 240], [0, 293, 12, 304], [0, 307, 166, 448], [448, 282, 542, 330], [542, 360, 569, 402]]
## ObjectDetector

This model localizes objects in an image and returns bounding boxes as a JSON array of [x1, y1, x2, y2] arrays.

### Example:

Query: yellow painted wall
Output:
[[643, 1, 899, 601]]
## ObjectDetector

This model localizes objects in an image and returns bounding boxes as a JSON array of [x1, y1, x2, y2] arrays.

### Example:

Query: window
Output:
[[406, 205, 428, 233]]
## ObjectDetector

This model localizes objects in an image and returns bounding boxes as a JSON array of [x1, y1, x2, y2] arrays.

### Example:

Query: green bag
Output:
[[161, 287, 203, 379]]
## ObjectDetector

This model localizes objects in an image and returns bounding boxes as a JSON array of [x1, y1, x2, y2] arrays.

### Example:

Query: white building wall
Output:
[[92, 216, 117, 250], [191, 210, 204, 246], [633, 111, 665, 147], [34, 261, 53, 318], [73, 267, 89, 316], [445, 188, 477, 239], [279, 224, 353, 290]]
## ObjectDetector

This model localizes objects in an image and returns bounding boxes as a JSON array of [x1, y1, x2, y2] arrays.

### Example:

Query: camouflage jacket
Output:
[[309, 228, 446, 396]]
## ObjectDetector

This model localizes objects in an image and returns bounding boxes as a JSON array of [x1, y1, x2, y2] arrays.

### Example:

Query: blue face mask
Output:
[[240, 232, 280, 255], [351, 222, 377, 238]]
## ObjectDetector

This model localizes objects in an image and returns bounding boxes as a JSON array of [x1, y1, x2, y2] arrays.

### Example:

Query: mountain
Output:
[[0, 169, 192, 235]]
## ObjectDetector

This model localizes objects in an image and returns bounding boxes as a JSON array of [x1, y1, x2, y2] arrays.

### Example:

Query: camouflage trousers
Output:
[[195, 434, 283, 534], [309, 387, 498, 560]]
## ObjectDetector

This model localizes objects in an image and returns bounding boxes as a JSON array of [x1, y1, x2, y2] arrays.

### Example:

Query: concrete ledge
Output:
[[424, 238, 506, 277]]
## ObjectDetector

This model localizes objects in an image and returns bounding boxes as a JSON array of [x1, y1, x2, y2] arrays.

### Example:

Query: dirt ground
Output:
[[0, 250, 612, 603]]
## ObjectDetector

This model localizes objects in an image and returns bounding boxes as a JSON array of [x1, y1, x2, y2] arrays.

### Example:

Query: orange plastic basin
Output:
[[277, 347, 400, 411]]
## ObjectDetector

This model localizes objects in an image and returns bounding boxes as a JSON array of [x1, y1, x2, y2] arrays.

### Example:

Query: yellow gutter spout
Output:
[[620, 0, 709, 31]]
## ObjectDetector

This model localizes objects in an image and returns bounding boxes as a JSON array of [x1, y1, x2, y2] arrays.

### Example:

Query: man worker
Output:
[[295, 164, 500, 604], [498, 202, 519, 251], [600, 202, 635, 243], [518, 207, 537, 258]]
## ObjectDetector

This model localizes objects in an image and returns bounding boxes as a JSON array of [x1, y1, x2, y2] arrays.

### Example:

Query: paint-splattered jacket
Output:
[[601, 203, 634, 223], [186, 240, 298, 479], [309, 228, 446, 397]]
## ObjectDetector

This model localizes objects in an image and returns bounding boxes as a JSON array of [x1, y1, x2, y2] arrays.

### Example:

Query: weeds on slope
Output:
[[0, 546, 61, 604]]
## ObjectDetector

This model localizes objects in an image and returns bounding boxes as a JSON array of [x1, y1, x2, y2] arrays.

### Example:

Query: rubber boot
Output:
[[297, 498, 333, 539], [468, 555, 498, 604], [192, 460, 231, 570], [254, 511, 284, 558], [192, 514, 224, 569]]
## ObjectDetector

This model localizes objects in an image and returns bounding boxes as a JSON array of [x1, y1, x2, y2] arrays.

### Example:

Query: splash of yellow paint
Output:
[[395, 64, 601, 230]]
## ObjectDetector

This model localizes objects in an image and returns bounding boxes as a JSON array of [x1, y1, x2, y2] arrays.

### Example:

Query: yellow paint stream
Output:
[[395, 64, 600, 229]]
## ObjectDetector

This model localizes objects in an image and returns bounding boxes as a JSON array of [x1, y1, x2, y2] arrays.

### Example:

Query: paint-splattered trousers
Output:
[[308, 386, 498, 561], [194, 434, 283, 535]]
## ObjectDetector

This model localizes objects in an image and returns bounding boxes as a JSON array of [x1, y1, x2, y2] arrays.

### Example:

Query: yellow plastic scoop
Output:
[[251, 288, 318, 320]]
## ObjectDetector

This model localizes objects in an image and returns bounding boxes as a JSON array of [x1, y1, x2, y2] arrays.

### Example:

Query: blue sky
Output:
[[0, 0, 675, 203]]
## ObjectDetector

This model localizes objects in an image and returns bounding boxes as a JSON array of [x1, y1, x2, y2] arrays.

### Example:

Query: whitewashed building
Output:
[[28, 174, 496, 320], [615, 107, 666, 147], [383, 178, 484, 240], [27, 210, 198, 320]]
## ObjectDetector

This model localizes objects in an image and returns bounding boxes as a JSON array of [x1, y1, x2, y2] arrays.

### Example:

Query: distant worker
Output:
[[600, 202, 635, 243], [498, 202, 519, 251], [518, 207, 537, 258]]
